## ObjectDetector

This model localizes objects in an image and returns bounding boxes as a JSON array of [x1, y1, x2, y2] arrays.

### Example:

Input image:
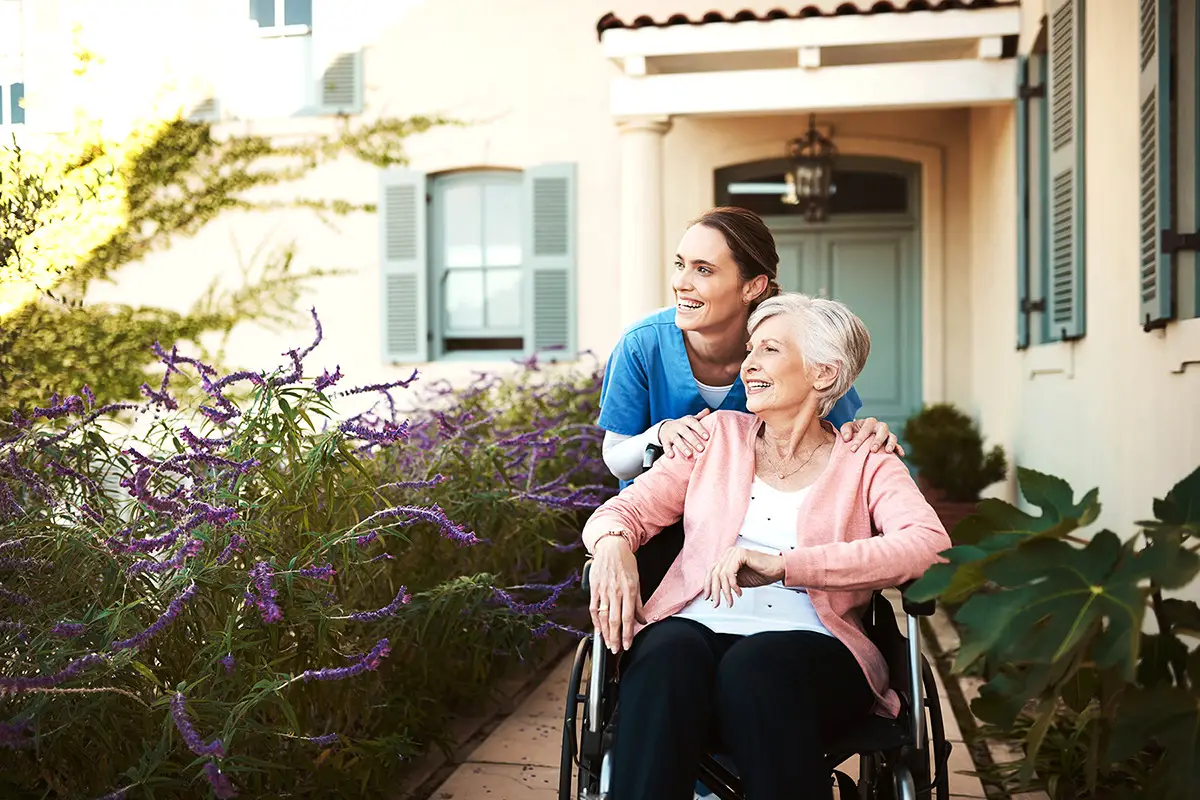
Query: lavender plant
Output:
[[0, 312, 610, 798]]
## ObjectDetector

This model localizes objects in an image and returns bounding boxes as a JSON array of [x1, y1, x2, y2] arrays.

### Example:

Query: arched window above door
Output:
[[715, 156, 914, 218]]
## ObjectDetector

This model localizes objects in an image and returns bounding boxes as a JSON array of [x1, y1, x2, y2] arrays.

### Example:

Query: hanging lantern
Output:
[[782, 114, 837, 222]]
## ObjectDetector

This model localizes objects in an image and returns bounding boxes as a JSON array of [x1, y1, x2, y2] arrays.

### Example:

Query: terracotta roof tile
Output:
[[597, 1, 1020, 38]]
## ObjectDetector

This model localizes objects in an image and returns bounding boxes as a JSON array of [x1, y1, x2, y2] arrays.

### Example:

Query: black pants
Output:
[[610, 617, 874, 800]]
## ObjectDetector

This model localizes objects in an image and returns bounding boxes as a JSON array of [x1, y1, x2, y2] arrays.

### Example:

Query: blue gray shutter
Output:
[[1016, 56, 1032, 350], [379, 169, 428, 363], [1140, 0, 1174, 328], [523, 163, 577, 361], [312, 0, 363, 114], [1047, 0, 1086, 340]]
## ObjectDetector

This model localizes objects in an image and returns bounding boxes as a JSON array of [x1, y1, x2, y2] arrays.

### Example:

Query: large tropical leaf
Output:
[[1109, 674, 1200, 800]]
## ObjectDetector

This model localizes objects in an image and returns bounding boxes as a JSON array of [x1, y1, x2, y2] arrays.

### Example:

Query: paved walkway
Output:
[[429, 641, 990, 800]]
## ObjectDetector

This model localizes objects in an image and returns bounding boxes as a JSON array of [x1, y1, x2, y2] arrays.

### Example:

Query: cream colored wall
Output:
[[77, 0, 833, 389], [967, 0, 1200, 546]]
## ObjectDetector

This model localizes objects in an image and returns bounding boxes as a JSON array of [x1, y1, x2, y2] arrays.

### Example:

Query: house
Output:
[[3, 0, 1198, 545]]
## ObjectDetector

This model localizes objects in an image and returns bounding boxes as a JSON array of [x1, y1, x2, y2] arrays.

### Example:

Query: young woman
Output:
[[599, 207, 901, 488]]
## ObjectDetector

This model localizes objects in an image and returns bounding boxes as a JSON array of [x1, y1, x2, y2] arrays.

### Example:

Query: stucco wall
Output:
[[967, 0, 1200, 545]]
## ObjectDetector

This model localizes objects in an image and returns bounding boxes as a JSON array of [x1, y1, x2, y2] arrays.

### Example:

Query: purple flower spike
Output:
[[170, 693, 226, 758], [94, 790, 127, 800], [0, 718, 31, 749], [301, 732, 339, 747], [247, 562, 283, 624], [300, 638, 391, 682], [220, 654, 236, 675], [110, 583, 197, 652], [51, 622, 86, 638], [355, 531, 378, 548], [345, 587, 411, 622], [217, 534, 247, 565], [0, 586, 33, 606], [314, 366, 342, 391], [298, 563, 336, 580], [203, 761, 238, 799], [81, 385, 96, 406], [0, 653, 106, 692], [336, 369, 420, 397]]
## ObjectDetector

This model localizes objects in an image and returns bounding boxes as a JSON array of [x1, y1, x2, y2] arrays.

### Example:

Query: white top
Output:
[[675, 479, 832, 638], [600, 379, 736, 480]]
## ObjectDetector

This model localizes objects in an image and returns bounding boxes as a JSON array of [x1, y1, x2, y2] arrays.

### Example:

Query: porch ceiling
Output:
[[599, 1, 1021, 118]]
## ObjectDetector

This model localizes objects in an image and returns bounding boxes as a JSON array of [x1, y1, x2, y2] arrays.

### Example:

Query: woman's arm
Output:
[[582, 422, 703, 554], [782, 455, 951, 591], [601, 426, 666, 481]]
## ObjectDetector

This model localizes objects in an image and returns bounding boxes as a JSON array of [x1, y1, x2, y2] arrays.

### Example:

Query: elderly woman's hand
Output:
[[659, 408, 711, 459], [839, 417, 904, 456], [705, 547, 785, 608], [590, 534, 645, 653]]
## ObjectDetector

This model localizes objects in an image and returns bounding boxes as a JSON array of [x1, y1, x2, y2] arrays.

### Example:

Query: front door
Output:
[[775, 227, 922, 446]]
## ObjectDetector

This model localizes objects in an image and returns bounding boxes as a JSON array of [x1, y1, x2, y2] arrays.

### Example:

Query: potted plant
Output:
[[902, 403, 1007, 536]]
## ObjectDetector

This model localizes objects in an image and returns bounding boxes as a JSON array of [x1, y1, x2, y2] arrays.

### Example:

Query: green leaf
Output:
[[1150, 466, 1200, 530], [954, 533, 1149, 679], [1061, 666, 1098, 713], [1163, 599, 1200, 638], [1108, 685, 1200, 799], [1137, 633, 1189, 688]]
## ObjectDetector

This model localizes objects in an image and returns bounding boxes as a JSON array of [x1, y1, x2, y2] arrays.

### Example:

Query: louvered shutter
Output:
[[1047, 0, 1087, 340], [522, 164, 577, 361], [379, 169, 428, 363], [312, 0, 363, 114], [1140, 0, 1174, 327], [1016, 56, 1032, 349]]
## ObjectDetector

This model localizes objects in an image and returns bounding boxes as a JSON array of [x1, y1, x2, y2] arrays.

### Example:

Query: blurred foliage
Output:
[[902, 403, 1007, 502], [909, 467, 1200, 799], [0, 321, 610, 799]]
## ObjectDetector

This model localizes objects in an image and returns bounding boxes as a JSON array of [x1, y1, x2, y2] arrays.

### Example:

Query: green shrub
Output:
[[902, 403, 1007, 502], [908, 466, 1200, 799], [0, 314, 609, 799]]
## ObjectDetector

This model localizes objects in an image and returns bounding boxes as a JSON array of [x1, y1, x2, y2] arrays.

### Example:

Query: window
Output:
[[1016, 0, 1086, 348], [0, 82, 23, 125], [1141, 0, 1200, 324], [239, 0, 360, 118], [721, 166, 910, 217], [378, 165, 578, 363]]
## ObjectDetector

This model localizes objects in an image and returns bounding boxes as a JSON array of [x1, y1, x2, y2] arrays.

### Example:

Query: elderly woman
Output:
[[583, 293, 951, 800]]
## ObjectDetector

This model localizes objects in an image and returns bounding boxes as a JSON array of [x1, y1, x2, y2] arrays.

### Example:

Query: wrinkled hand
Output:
[[589, 535, 645, 653], [839, 417, 904, 456], [704, 547, 785, 608], [659, 408, 711, 459]]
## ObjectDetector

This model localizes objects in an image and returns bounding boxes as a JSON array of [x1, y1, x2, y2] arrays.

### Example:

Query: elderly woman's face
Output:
[[741, 314, 827, 417], [671, 224, 751, 332]]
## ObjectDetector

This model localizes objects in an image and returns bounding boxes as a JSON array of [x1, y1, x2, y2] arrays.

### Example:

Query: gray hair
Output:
[[746, 293, 871, 417]]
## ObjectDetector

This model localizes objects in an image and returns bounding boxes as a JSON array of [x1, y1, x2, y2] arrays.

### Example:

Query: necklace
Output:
[[756, 436, 828, 481]]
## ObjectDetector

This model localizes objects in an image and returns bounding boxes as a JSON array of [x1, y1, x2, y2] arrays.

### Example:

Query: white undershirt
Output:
[[600, 379, 735, 481], [674, 479, 832, 638]]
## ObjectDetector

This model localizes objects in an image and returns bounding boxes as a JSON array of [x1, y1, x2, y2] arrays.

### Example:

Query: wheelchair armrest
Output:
[[642, 443, 664, 472], [582, 560, 593, 595], [899, 580, 936, 617]]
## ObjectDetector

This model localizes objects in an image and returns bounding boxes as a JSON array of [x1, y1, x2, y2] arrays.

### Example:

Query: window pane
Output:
[[9, 82, 22, 124], [284, 0, 312, 26], [444, 269, 485, 330], [249, 0, 274, 26], [442, 183, 483, 267], [486, 268, 523, 328], [483, 182, 522, 266]]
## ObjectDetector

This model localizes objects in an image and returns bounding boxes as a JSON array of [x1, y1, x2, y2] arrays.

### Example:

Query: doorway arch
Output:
[[715, 155, 925, 443]]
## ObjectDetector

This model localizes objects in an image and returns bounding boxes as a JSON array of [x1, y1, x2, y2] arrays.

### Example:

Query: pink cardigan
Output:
[[582, 411, 951, 718]]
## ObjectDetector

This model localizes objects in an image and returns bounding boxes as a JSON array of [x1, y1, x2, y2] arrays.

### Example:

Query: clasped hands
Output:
[[589, 535, 786, 654]]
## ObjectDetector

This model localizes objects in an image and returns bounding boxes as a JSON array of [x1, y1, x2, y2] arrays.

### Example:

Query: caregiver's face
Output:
[[671, 224, 749, 333]]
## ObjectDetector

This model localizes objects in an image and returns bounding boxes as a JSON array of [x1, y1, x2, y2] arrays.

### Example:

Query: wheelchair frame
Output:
[[559, 446, 952, 800]]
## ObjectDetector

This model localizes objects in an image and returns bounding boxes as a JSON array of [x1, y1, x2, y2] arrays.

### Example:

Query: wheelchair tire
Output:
[[560, 637, 590, 800]]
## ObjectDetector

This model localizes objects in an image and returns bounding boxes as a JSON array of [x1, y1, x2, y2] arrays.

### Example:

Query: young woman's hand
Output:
[[839, 417, 904, 456], [659, 408, 712, 459], [589, 534, 645, 653]]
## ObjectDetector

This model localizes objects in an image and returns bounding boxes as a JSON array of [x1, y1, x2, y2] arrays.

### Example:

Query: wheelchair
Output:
[[559, 446, 953, 800]]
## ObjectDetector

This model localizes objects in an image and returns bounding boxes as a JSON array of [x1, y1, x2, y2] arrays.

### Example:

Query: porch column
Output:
[[617, 116, 672, 326]]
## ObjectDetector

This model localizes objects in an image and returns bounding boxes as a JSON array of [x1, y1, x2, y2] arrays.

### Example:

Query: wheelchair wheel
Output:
[[561, 634, 613, 800]]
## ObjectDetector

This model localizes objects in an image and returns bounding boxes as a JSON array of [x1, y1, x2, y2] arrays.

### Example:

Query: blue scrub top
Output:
[[598, 308, 862, 485]]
